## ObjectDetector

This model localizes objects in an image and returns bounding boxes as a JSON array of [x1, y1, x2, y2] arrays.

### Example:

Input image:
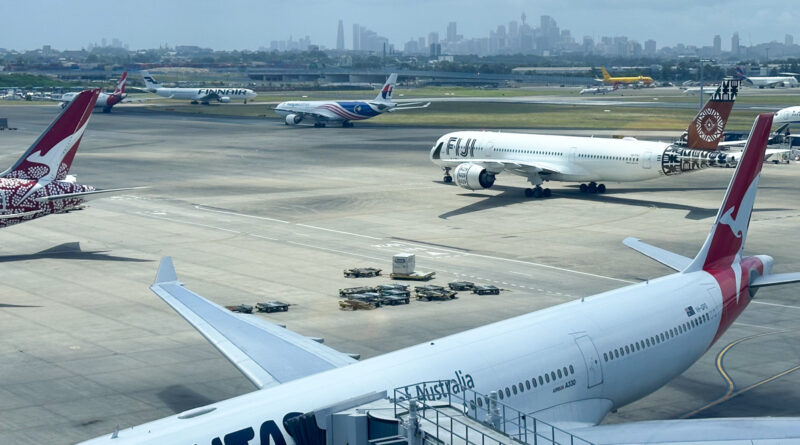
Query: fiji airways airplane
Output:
[[141, 71, 257, 104], [0, 90, 139, 228], [81, 113, 800, 444], [432, 80, 740, 198], [274, 73, 430, 127], [60, 72, 128, 113]]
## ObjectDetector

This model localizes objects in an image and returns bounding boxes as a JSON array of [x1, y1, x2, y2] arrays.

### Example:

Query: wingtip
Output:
[[154, 256, 178, 284]]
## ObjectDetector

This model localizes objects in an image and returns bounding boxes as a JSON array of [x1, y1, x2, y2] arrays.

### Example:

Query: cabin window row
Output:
[[603, 312, 712, 363], [494, 148, 563, 156], [578, 154, 637, 161], [484, 364, 576, 405]]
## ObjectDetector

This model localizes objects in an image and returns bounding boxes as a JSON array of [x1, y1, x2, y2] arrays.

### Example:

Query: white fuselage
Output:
[[81, 265, 750, 445], [429, 130, 717, 184], [743, 76, 799, 88], [61, 92, 119, 108], [775, 106, 800, 125], [151, 87, 256, 102]]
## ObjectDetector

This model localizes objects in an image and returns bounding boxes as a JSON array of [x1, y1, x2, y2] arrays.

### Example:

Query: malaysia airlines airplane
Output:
[[60, 72, 128, 113], [0, 89, 138, 228], [431, 80, 740, 198], [735, 66, 799, 88], [81, 113, 800, 444], [274, 73, 430, 127], [141, 71, 257, 104]]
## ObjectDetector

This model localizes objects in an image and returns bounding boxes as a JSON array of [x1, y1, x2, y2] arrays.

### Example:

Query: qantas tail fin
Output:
[[684, 113, 773, 273], [113, 72, 128, 95], [601, 67, 611, 81], [0, 89, 100, 181], [374, 73, 397, 103], [685, 79, 740, 150], [141, 70, 162, 91]]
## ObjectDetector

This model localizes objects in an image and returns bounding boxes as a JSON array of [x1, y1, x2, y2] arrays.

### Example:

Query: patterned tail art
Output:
[[685, 79, 740, 150], [0, 89, 100, 181], [685, 113, 773, 342]]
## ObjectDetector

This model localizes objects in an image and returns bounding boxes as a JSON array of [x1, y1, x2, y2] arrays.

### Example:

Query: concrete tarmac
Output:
[[0, 105, 798, 443]]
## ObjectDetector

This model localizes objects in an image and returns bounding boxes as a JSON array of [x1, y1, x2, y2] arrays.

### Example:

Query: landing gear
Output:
[[579, 182, 606, 194], [191, 100, 199, 105], [102, 107, 111, 113], [442, 167, 453, 183], [314, 122, 327, 128], [524, 186, 551, 198], [342, 121, 354, 128]]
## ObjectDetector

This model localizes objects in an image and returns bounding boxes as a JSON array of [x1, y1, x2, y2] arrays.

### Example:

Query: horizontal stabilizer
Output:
[[35, 186, 147, 203], [0, 210, 40, 220], [622, 237, 692, 272], [391, 102, 431, 111], [150, 258, 356, 389], [751, 272, 800, 288]]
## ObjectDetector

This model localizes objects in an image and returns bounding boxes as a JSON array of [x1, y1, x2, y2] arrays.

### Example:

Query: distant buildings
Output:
[[732, 32, 740, 56], [336, 20, 344, 51]]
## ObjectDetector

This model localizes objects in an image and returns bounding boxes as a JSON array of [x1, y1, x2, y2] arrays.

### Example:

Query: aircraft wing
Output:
[[150, 257, 357, 389], [460, 158, 587, 178], [0, 209, 41, 220], [389, 102, 431, 111], [622, 237, 691, 271], [34, 186, 147, 204]]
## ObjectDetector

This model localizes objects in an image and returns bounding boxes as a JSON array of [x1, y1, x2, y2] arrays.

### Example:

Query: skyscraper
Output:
[[645, 39, 656, 56], [713, 35, 721, 57], [353, 24, 360, 51], [337, 20, 344, 50], [447, 22, 457, 42], [787, 34, 794, 46], [731, 32, 740, 56]]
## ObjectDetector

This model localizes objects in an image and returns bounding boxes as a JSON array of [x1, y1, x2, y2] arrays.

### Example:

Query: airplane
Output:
[[735, 66, 799, 88], [60, 72, 128, 113], [0, 89, 22, 100], [0, 89, 140, 228], [579, 84, 618, 95], [775, 105, 800, 126], [141, 71, 257, 104], [431, 80, 740, 198], [80, 113, 800, 445], [597, 67, 653, 87], [274, 73, 431, 127]]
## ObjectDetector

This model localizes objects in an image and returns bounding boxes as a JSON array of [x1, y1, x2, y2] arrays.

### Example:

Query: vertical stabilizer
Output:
[[685, 79, 739, 150], [113, 72, 128, 95], [141, 71, 162, 91], [374, 73, 397, 103], [0, 89, 100, 181], [601, 67, 611, 81], [684, 113, 773, 273]]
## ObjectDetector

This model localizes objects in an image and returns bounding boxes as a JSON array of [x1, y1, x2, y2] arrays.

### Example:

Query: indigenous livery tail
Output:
[[685, 113, 772, 273], [0, 89, 100, 181], [684, 79, 739, 150], [374, 73, 397, 103]]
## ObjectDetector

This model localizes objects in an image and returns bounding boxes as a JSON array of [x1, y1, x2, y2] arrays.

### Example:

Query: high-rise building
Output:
[[352, 24, 360, 51], [644, 39, 656, 56], [713, 35, 721, 56], [447, 22, 457, 42], [428, 32, 439, 45], [731, 32, 740, 56], [336, 20, 344, 50], [787, 34, 794, 46]]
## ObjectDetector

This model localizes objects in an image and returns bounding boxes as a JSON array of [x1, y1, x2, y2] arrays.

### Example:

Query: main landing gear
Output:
[[524, 186, 551, 198], [314, 122, 327, 128], [342, 121, 354, 128], [579, 182, 606, 194]]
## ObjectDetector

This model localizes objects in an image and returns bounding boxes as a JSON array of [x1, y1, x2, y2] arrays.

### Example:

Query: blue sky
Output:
[[0, 0, 796, 51]]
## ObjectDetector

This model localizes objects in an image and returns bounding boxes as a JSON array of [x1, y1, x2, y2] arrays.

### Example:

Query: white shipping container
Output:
[[392, 253, 415, 275]]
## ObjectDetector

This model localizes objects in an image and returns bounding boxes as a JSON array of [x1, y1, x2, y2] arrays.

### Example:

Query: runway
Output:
[[0, 105, 799, 443]]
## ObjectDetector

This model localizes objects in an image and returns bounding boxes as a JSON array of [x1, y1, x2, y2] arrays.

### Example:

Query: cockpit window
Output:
[[431, 141, 444, 160]]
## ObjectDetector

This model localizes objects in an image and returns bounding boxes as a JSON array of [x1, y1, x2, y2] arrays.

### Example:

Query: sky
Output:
[[1, 0, 798, 52]]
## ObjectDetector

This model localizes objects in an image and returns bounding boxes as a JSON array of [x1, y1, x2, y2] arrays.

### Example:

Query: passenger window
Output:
[[499, 390, 504, 400], [551, 371, 556, 381], [538, 376, 543, 385], [569, 365, 574, 374], [545, 374, 550, 383], [532, 378, 538, 388], [505, 388, 511, 397], [646, 338, 650, 347], [635, 343, 640, 351], [512, 386, 517, 395], [518, 383, 524, 392], [614, 349, 620, 358], [660, 333, 666, 341], [526, 380, 531, 390], [604, 352, 608, 361], [625, 345, 630, 354], [563, 367, 568, 376], [478, 398, 483, 407], [557, 369, 563, 379]]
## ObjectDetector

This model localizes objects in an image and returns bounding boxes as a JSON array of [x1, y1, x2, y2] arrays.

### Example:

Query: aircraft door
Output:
[[642, 152, 653, 169], [569, 147, 577, 163], [574, 335, 604, 388], [0, 191, 6, 213]]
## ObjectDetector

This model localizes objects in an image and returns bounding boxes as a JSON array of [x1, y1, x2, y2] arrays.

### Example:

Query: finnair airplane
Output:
[[431, 80, 740, 198], [141, 71, 257, 104], [60, 72, 128, 113], [274, 73, 430, 127], [81, 114, 800, 444], [735, 66, 799, 88], [0, 90, 140, 228]]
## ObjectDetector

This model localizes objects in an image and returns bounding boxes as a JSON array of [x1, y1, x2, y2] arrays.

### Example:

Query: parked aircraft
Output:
[[579, 84, 618, 95], [775, 105, 800, 126], [141, 71, 256, 104], [60, 72, 128, 113], [431, 80, 739, 198], [0, 90, 139, 228], [735, 67, 799, 88], [597, 67, 653, 86], [80, 113, 800, 445], [0, 89, 22, 100], [274, 73, 430, 127]]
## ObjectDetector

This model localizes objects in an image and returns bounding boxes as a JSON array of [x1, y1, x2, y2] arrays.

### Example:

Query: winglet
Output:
[[155, 257, 179, 284]]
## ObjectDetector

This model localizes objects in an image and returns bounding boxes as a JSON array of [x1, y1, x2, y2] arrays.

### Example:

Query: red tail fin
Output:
[[685, 79, 739, 150], [685, 113, 773, 272], [113, 72, 128, 95], [0, 89, 100, 181]]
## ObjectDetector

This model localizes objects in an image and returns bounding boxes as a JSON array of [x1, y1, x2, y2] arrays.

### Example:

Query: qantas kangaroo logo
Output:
[[719, 206, 746, 238]]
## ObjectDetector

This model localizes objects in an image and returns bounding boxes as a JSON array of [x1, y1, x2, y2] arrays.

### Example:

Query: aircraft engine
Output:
[[285, 114, 302, 125], [453, 163, 495, 190], [219, 96, 231, 103]]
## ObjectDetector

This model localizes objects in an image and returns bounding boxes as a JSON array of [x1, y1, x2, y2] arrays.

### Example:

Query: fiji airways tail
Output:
[[113, 72, 128, 95], [684, 79, 740, 150], [0, 89, 100, 181], [141, 71, 162, 90], [373, 73, 397, 103]]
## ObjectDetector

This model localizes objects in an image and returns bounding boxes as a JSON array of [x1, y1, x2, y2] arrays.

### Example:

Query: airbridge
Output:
[[284, 381, 593, 445]]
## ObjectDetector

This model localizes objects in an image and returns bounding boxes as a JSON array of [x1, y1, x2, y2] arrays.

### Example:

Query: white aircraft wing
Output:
[[461, 159, 588, 178], [34, 186, 147, 204], [150, 257, 357, 389], [0, 209, 41, 219], [389, 102, 431, 111], [622, 237, 691, 271]]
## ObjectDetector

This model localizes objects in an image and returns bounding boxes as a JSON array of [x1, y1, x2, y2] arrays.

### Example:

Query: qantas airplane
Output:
[[735, 66, 799, 88], [431, 80, 740, 198], [60, 72, 128, 113], [274, 73, 430, 127], [80, 113, 800, 444], [141, 71, 257, 104], [0, 89, 138, 228]]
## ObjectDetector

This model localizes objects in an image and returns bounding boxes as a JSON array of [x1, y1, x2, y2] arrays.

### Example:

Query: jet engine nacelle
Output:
[[219, 96, 231, 103], [285, 114, 302, 125], [454, 163, 495, 190]]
